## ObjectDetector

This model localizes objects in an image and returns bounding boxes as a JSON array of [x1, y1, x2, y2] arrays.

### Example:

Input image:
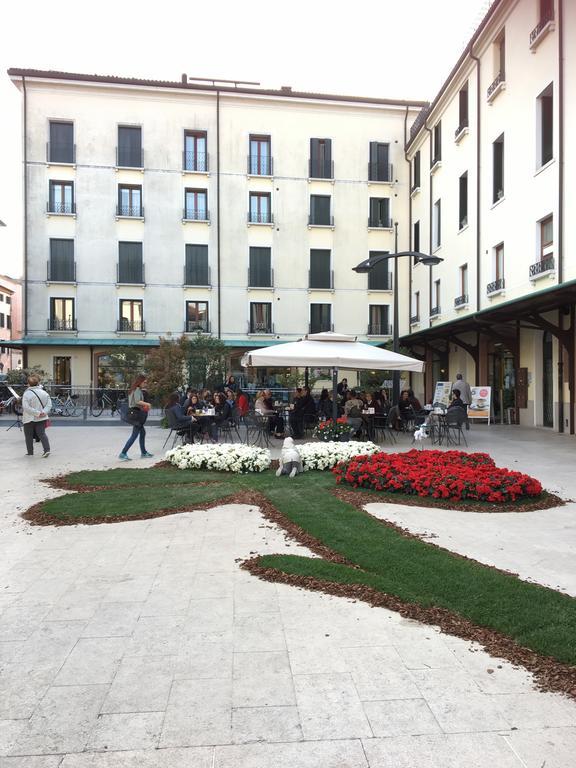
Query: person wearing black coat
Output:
[[289, 386, 316, 438]]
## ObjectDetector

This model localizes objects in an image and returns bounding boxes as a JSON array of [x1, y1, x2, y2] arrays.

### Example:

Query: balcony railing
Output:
[[487, 71, 505, 100], [308, 215, 334, 227], [368, 273, 393, 291], [454, 120, 469, 139], [309, 322, 334, 333], [47, 201, 76, 215], [248, 321, 274, 334], [48, 317, 77, 331], [185, 319, 210, 333], [367, 323, 392, 336], [368, 162, 393, 182], [530, 7, 554, 46], [116, 204, 143, 218], [368, 217, 392, 229], [116, 147, 144, 168], [529, 254, 555, 278], [248, 211, 273, 224], [46, 142, 76, 164], [308, 270, 334, 290], [117, 319, 145, 333], [117, 263, 145, 285], [454, 294, 469, 307], [410, 313, 420, 324], [183, 151, 208, 172], [248, 267, 274, 288], [430, 306, 441, 317], [184, 264, 211, 286], [183, 208, 210, 222], [47, 260, 76, 283], [247, 155, 273, 176], [308, 159, 334, 180], [487, 278, 505, 294]]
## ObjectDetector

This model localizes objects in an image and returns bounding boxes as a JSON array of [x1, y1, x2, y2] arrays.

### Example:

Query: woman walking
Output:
[[119, 374, 153, 461], [21, 374, 52, 457]]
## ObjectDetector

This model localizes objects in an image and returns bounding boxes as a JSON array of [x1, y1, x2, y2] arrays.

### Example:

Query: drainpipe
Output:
[[558, 0, 564, 284], [424, 123, 433, 316], [22, 76, 28, 365], [216, 89, 221, 339], [470, 45, 481, 312], [403, 106, 413, 387]]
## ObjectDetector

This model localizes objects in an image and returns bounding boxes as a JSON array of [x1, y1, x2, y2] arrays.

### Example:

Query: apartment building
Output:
[[7, 67, 425, 387], [402, 0, 575, 432], [0, 275, 22, 372]]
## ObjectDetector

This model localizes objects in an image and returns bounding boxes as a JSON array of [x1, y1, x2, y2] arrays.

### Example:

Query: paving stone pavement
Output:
[[1, 422, 576, 766]]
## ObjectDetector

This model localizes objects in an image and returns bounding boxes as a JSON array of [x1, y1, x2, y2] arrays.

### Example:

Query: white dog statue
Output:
[[413, 425, 429, 443], [276, 437, 303, 478]]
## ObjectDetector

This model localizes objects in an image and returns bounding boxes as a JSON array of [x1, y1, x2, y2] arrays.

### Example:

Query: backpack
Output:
[[348, 404, 362, 419]]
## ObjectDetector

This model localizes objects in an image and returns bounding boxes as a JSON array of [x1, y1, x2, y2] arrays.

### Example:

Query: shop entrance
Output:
[[488, 347, 516, 423], [542, 331, 554, 428]]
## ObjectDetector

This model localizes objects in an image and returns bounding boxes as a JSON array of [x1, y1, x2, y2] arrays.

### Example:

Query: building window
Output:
[[185, 244, 209, 285], [412, 151, 421, 190], [459, 172, 468, 229], [0, 313, 4, 328], [49, 239, 75, 282], [117, 185, 142, 217], [119, 299, 144, 332], [495, 242, 505, 283], [310, 304, 332, 333], [249, 192, 272, 224], [49, 297, 75, 331], [118, 242, 144, 284], [309, 138, 332, 179], [457, 264, 468, 305], [432, 121, 442, 164], [48, 121, 74, 164], [458, 82, 469, 133], [413, 220, 420, 255], [368, 142, 391, 182], [5, 296, 10, 305], [249, 247, 272, 287], [53, 356, 72, 385], [249, 135, 272, 176], [540, 215, 553, 261], [411, 291, 420, 322], [488, 31, 506, 99], [432, 279, 441, 315], [493, 134, 504, 202], [6, 315, 10, 331], [367, 252, 391, 291], [185, 189, 208, 221], [309, 250, 332, 289], [433, 199, 442, 250], [186, 301, 209, 333], [309, 195, 332, 226], [537, 83, 553, 167], [184, 130, 208, 172], [368, 305, 390, 335], [48, 180, 74, 214], [117, 126, 143, 168], [250, 302, 272, 334], [369, 198, 391, 228]]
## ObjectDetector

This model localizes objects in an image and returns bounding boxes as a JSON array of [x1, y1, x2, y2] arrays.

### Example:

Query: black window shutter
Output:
[[118, 127, 142, 167], [50, 239, 74, 281], [542, 94, 553, 164], [49, 122, 73, 163], [249, 247, 271, 287], [368, 252, 390, 290], [119, 242, 143, 283], [185, 244, 209, 285], [310, 250, 331, 289]]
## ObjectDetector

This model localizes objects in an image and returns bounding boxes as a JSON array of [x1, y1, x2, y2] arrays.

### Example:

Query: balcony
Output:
[[248, 267, 274, 289], [48, 318, 77, 332], [368, 162, 393, 183], [367, 323, 392, 336], [117, 319, 145, 333], [308, 270, 334, 290], [368, 217, 392, 229], [308, 214, 334, 229], [247, 155, 273, 176], [529, 254, 555, 280], [47, 260, 76, 283], [487, 278, 505, 296], [183, 208, 210, 223], [185, 319, 211, 334], [248, 321, 274, 335], [368, 273, 393, 292], [46, 142, 76, 165], [117, 263, 145, 285], [454, 294, 469, 308], [247, 211, 274, 225], [308, 160, 334, 181], [184, 265, 211, 287], [116, 204, 144, 219], [487, 71, 506, 103], [530, 8, 555, 50], [309, 322, 334, 333], [454, 120, 469, 142], [410, 313, 420, 324], [430, 306, 441, 317], [115, 147, 144, 169], [46, 201, 76, 216], [183, 151, 209, 173]]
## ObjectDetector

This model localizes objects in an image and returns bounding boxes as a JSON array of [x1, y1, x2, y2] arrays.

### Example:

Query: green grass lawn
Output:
[[35, 466, 576, 666]]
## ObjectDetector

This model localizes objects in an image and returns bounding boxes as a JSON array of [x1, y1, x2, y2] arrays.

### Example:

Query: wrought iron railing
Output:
[[309, 214, 334, 227], [368, 217, 392, 228], [116, 204, 143, 218], [47, 260, 76, 283], [430, 306, 441, 317], [116, 147, 144, 168], [248, 211, 273, 224], [487, 278, 505, 294], [117, 319, 145, 333], [529, 254, 555, 278], [183, 264, 211, 286], [530, 7, 554, 45], [368, 162, 393, 182], [410, 313, 420, 324], [185, 319, 210, 333], [47, 201, 76, 215], [183, 151, 208, 172], [455, 120, 469, 138], [308, 159, 334, 179], [248, 267, 274, 288], [248, 321, 274, 334], [183, 208, 210, 221], [47, 142, 76, 164], [117, 263, 145, 285], [367, 323, 392, 336], [454, 294, 469, 307], [247, 155, 273, 176], [487, 71, 505, 99], [48, 317, 77, 331], [308, 270, 334, 290]]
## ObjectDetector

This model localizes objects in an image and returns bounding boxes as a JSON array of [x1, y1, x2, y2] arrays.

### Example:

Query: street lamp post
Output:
[[353, 231, 443, 405]]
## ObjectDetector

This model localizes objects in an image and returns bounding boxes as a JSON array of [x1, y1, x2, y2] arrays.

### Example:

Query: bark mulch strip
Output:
[[242, 558, 576, 701]]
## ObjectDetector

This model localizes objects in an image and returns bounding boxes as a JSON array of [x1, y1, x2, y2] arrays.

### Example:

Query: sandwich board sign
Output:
[[433, 381, 452, 408], [468, 386, 491, 421]]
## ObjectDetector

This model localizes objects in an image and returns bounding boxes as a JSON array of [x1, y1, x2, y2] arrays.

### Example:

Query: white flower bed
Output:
[[166, 443, 271, 473], [299, 441, 379, 471]]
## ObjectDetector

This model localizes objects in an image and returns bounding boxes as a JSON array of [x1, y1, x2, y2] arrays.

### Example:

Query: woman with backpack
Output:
[[118, 374, 153, 461], [21, 374, 52, 458]]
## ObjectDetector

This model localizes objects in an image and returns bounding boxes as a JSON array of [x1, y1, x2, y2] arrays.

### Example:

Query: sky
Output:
[[0, 0, 491, 278]]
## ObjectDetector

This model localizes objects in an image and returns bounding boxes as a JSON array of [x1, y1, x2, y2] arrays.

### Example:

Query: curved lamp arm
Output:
[[353, 251, 443, 272]]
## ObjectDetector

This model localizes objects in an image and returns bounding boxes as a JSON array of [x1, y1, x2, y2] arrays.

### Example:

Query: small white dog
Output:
[[276, 436, 303, 478], [413, 425, 429, 442]]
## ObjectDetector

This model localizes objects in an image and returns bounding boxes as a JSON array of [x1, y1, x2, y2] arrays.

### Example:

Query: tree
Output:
[[186, 333, 227, 390], [146, 336, 190, 405], [6, 365, 46, 386], [359, 341, 414, 392]]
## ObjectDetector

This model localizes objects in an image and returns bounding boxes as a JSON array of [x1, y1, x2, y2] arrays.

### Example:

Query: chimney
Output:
[[280, 86, 292, 92], [181, 73, 187, 83]]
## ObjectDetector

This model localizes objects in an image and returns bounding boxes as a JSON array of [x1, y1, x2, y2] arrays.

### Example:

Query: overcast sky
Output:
[[0, 0, 491, 277]]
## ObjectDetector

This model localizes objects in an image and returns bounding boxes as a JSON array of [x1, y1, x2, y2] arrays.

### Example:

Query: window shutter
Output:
[[310, 250, 331, 289], [49, 122, 73, 163], [249, 247, 271, 287], [119, 242, 143, 283], [367, 252, 390, 290], [185, 244, 209, 285], [118, 126, 142, 166], [50, 239, 74, 281]]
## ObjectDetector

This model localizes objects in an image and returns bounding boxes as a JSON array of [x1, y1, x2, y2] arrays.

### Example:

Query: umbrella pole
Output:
[[332, 367, 338, 422]]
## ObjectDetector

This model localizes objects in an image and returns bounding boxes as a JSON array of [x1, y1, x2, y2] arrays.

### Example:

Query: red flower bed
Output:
[[332, 449, 542, 502]]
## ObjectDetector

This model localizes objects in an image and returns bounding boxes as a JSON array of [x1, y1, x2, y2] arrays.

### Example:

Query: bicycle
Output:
[[0, 396, 23, 430], [90, 389, 125, 417], [51, 391, 80, 417]]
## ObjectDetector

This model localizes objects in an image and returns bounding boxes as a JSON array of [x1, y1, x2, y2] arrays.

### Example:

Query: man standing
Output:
[[452, 373, 472, 405]]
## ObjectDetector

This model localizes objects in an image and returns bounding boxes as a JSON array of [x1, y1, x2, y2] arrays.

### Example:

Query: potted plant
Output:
[[314, 417, 354, 442]]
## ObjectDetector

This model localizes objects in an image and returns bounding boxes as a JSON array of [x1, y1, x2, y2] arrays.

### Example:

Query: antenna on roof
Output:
[[181, 74, 260, 88]]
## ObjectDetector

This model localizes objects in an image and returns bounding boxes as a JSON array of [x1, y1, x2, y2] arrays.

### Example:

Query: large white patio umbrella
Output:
[[241, 332, 425, 421]]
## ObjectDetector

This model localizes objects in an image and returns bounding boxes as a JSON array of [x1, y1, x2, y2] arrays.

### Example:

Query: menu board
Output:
[[433, 382, 452, 408], [468, 386, 492, 420]]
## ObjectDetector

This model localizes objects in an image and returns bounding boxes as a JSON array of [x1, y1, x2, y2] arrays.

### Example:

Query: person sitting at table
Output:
[[317, 388, 333, 420], [337, 378, 349, 399], [210, 392, 232, 440], [235, 389, 249, 417], [186, 393, 202, 414], [407, 389, 422, 412], [200, 389, 213, 408], [224, 388, 235, 408], [165, 392, 201, 443], [378, 388, 391, 410], [344, 390, 364, 438], [289, 386, 316, 439], [364, 392, 381, 413], [255, 389, 285, 437], [447, 388, 466, 413], [225, 375, 238, 392], [393, 390, 414, 430]]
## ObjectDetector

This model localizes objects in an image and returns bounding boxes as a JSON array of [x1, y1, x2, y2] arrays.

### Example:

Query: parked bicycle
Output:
[[90, 389, 126, 417], [51, 391, 80, 417], [0, 395, 23, 417]]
